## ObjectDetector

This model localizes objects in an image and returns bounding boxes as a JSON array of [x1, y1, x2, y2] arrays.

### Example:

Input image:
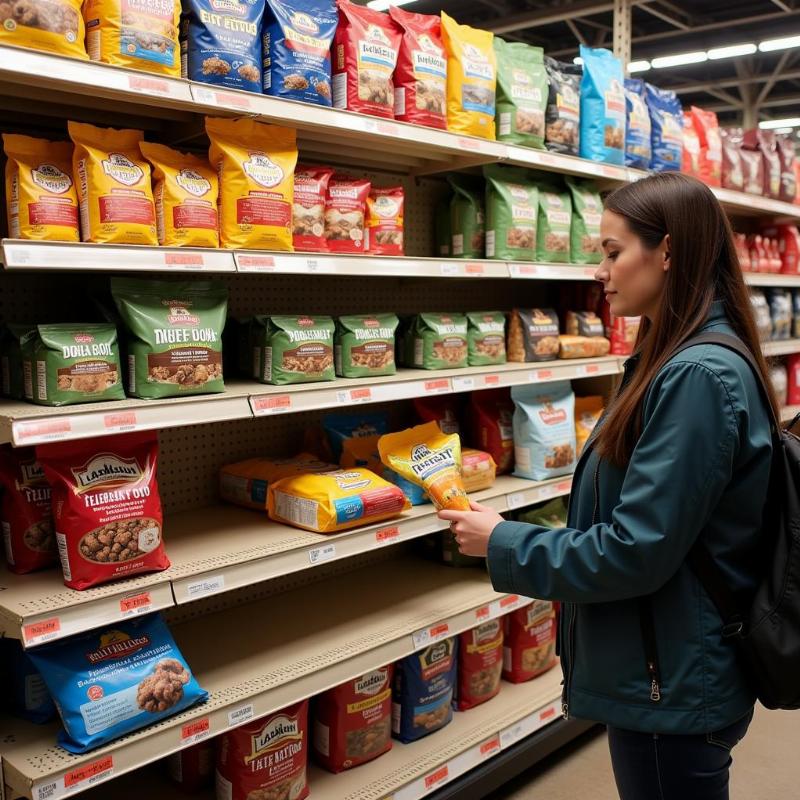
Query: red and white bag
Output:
[[690, 106, 722, 187], [761, 224, 800, 274], [293, 165, 334, 253], [166, 740, 214, 794], [741, 147, 765, 195], [602, 308, 640, 356], [389, 6, 447, 129], [324, 174, 371, 254], [502, 600, 557, 684], [681, 112, 701, 179], [217, 700, 309, 800], [312, 665, 393, 773], [467, 388, 514, 474], [787, 354, 800, 405], [37, 431, 168, 590], [744, 129, 780, 198], [366, 186, 404, 255], [0, 446, 55, 574], [777, 134, 798, 204], [720, 128, 744, 192], [333, 1, 401, 119], [455, 619, 503, 711]]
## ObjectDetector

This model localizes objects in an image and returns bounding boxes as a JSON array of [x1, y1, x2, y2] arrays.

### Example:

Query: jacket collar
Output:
[[700, 300, 727, 331]]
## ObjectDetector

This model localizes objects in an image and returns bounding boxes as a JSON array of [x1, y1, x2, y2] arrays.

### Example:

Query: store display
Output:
[[578, 45, 624, 165], [460, 448, 496, 493], [566, 310, 604, 337], [83, 0, 180, 75], [323, 412, 389, 461], [767, 289, 792, 340], [313, 665, 394, 773], [750, 289, 772, 341], [494, 39, 547, 148], [166, 740, 214, 793], [207, 117, 298, 250], [0, 323, 34, 400], [502, 600, 557, 684], [544, 57, 580, 156], [455, 619, 503, 711], [448, 173, 484, 258], [181, 0, 263, 92], [435, 195, 452, 257], [0, 0, 86, 59], [512, 381, 576, 481], [536, 181, 571, 263], [507, 308, 560, 362], [293, 164, 334, 252], [390, 6, 447, 129], [21, 323, 124, 406], [645, 82, 683, 172], [392, 637, 457, 743], [414, 394, 462, 434], [69, 121, 157, 245], [558, 335, 610, 359], [262, 0, 337, 105], [325, 173, 370, 253], [778, 134, 798, 204], [741, 145, 765, 195], [483, 164, 537, 261], [366, 185, 404, 255], [411, 312, 468, 369], [720, 127, 744, 192], [440, 11, 496, 139], [690, 106, 722, 187], [623, 78, 651, 170], [744, 128, 781, 199], [681, 111, 701, 179], [253, 314, 335, 384], [566, 177, 602, 265], [3, 133, 79, 242], [467, 388, 514, 474], [334, 313, 399, 377], [466, 310, 506, 366], [0, 638, 57, 724], [575, 395, 604, 455], [140, 142, 219, 248], [112, 278, 227, 397]]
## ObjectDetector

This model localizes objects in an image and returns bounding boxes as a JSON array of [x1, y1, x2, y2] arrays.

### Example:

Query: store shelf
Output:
[[781, 405, 800, 422], [507, 262, 598, 280], [762, 339, 800, 357], [0, 558, 534, 800], [744, 272, 800, 288], [711, 187, 800, 220], [505, 144, 630, 183]]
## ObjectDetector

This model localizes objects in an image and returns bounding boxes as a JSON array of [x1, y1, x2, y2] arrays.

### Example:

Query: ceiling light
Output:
[[650, 51, 707, 68], [775, 127, 794, 134], [627, 60, 650, 73], [759, 117, 800, 129], [708, 43, 757, 60], [758, 35, 800, 52]]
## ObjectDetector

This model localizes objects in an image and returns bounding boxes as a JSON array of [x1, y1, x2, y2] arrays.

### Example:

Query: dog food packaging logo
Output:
[[334, 470, 372, 491], [538, 400, 568, 426], [361, 23, 395, 65], [290, 10, 320, 35], [243, 153, 285, 188], [248, 714, 303, 761], [355, 668, 390, 697], [209, 0, 250, 16], [419, 639, 455, 679], [176, 169, 212, 198], [31, 164, 73, 195], [165, 302, 201, 327], [463, 42, 494, 81], [102, 154, 145, 187], [18, 457, 47, 488], [71, 453, 144, 492], [85, 630, 151, 665]]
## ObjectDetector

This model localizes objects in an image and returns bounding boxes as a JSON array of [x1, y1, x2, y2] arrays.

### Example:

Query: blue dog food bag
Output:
[[0, 638, 57, 724], [392, 637, 457, 743], [28, 614, 208, 753], [263, 0, 338, 106], [511, 381, 576, 481], [579, 45, 625, 165], [322, 412, 389, 462], [181, 0, 264, 93], [645, 82, 683, 172], [624, 77, 651, 170]]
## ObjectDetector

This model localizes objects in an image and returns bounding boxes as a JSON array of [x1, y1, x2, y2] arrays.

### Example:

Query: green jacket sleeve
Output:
[[487, 361, 741, 603]]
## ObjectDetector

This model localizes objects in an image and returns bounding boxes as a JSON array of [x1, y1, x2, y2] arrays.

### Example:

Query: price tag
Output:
[[128, 75, 170, 95], [253, 395, 292, 415], [164, 252, 204, 267], [424, 378, 451, 394], [484, 374, 500, 386], [15, 419, 72, 443], [186, 574, 225, 600], [577, 363, 601, 377], [539, 703, 559, 723], [309, 543, 336, 564], [238, 255, 275, 271], [119, 591, 152, 616], [424, 765, 450, 790], [538, 152, 557, 166], [474, 604, 491, 622], [480, 735, 501, 759], [509, 263, 537, 277], [305, 258, 334, 273], [24, 617, 61, 646], [601, 164, 622, 178], [412, 621, 450, 649], [64, 757, 114, 790], [181, 717, 211, 745], [556, 479, 573, 493], [213, 91, 252, 110], [349, 387, 372, 403], [452, 376, 475, 392], [375, 526, 400, 545], [506, 492, 527, 510], [500, 720, 526, 749], [228, 704, 255, 727], [531, 369, 554, 382], [498, 594, 524, 611], [440, 262, 460, 276], [104, 411, 137, 433], [458, 137, 482, 152], [465, 262, 485, 275], [583, 266, 598, 277]]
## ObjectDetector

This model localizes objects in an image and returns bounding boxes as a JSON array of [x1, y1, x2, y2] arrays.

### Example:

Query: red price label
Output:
[[64, 756, 114, 788], [500, 594, 520, 609], [556, 480, 572, 493], [182, 718, 210, 741], [518, 264, 537, 275], [536, 369, 553, 380], [602, 165, 621, 178], [119, 592, 151, 614], [128, 75, 170, 94], [465, 262, 485, 275], [375, 526, 400, 544], [429, 622, 450, 638], [104, 412, 137, 430], [484, 374, 500, 385], [350, 387, 372, 402], [424, 379, 450, 393], [540, 705, 557, 722], [481, 736, 501, 757], [425, 765, 449, 789], [458, 137, 481, 152], [24, 617, 61, 644], [475, 605, 490, 621], [164, 253, 204, 266], [254, 395, 291, 413], [217, 92, 251, 110], [238, 255, 275, 269], [17, 419, 72, 440]]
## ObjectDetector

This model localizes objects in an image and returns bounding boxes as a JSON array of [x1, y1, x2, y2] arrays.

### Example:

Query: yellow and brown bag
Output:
[[0, 0, 87, 60]]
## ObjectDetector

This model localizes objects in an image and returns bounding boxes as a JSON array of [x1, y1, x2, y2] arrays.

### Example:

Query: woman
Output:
[[439, 172, 775, 800]]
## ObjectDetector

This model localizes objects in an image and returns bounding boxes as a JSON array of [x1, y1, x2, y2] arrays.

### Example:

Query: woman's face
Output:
[[596, 210, 670, 320]]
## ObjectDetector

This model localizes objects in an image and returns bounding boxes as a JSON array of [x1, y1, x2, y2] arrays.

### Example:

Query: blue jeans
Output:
[[607, 709, 754, 800]]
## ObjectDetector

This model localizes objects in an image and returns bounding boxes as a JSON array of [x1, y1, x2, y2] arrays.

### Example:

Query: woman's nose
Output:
[[594, 265, 609, 282]]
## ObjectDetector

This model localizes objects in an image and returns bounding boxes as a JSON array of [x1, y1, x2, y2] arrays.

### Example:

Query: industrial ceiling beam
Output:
[[769, 0, 793, 12], [614, 0, 632, 69], [670, 69, 800, 95], [566, 19, 588, 45], [705, 88, 744, 107], [484, 1, 616, 35], [705, 93, 800, 113], [637, 3, 690, 30]]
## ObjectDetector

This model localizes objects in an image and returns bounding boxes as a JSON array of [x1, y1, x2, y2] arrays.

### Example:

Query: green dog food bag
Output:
[[435, 194, 452, 257], [467, 311, 506, 366], [566, 177, 603, 264], [255, 315, 335, 385], [483, 164, 537, 261], [335, 313, 399, 378], [412, 313, 468, 370], [112, 278, 228, 399], [1, 323, 35, 399], [535, 180, 572, 263], [447, 174, 484, 258], [21, 324, 124, 407]]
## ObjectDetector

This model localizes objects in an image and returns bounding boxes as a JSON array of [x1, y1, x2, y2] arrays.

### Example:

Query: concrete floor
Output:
[[489, 704, 800, 799]]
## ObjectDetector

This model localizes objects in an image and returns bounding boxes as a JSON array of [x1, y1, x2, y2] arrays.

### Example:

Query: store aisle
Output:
[[491, 704, 800, 799]]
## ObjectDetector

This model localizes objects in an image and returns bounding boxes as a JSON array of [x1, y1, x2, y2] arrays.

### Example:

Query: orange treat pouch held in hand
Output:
[[378, 421, 470, 511]]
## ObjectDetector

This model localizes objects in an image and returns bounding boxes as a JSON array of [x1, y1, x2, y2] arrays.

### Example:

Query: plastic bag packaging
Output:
[[323, 412, 389, 462], [455, 620, 503, 710], [575, 395, 604, 455], [720, 127, 744, 191], [366, 186, 404, 255], [293, 164, 334, 252], [767, 288, 792, 340], [623, 78, 651, 170], [741, 146, 765, 195], [448, 173, 484, 258], [483, 164, 537, 261], [467, 388, 514, 474], [494, 38, 547, 148], [566, 176, 602, 264], [681, 112, 701, 179], [645, 83, 683, 172], [544, 57, 580, 155], [0, 0, 86, 59], [691, 106, 722, 187], [325, 173, 370, 254], [0, 638, 57, 724], [502, 601, 557, 683], [578, 45, 625, 165], [536, 181, 572, 263], [744, 128, 781, 199], [777, 134, 798, 203]]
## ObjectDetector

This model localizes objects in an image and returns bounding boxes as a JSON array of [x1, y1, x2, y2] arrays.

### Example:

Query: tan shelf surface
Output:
[[762, 339, 800, 357], [0, 558, 536, 800], [781, 405, 800, 421], [744, 272, 800, 288]]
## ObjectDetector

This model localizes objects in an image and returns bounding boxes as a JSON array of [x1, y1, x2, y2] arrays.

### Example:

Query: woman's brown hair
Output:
[[594, 172, 778, 467]]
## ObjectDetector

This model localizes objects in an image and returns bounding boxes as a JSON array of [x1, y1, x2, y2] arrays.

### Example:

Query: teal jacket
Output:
[[487, 302, 772, 734]]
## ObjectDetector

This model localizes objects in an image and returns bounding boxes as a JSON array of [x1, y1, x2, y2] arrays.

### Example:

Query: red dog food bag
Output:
[[333, 0, 402, 119], [0, 446, 56, 574], [414, 394, 462, 435], [293, 165, 334, 253], [787, 354, 800, 405], [777, 134, 798, 204], [690, 106, 722, 187], [313, 665, 394, 773], [681, 112, 701, 179], [37, 431, 168, 591], [720, 128, 744, 191], [217, 700, 310, 800], [455, 619, 503, 711], [502, 600, 557, 683], [389, 6, 447, 129], [467, 388, 514, 474], [744, 128, 781, 198], [166, 740, 214, 794], [366, 186, 404, 255], [741, 147, 765, 195], [325, 174, 371, 254]]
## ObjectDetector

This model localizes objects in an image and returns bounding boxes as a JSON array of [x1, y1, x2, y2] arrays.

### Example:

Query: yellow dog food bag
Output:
[[3, 133, 80, 242], [69, 121, 157, 245], [139, 142, 219, 248], [206, 117, 298, 251], [83, 0, 180, 76], [0, 0, 87, 60], [440, 12, 496, 140], [268, 467, 410, 533]]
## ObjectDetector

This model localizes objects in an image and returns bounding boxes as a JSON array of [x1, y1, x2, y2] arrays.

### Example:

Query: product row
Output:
[[735, 225, 800, 275], [750, 288, 800, 341]]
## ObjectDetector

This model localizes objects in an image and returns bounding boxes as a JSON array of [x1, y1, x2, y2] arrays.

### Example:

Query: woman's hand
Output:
[[437, 501, 505, 557]]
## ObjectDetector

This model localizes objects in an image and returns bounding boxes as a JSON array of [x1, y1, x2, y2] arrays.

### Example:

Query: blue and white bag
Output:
[[624, 78, 651, 170], [578, 45, 625, 165], [645, 82, 683, 172], [0, 638, 57, 724]]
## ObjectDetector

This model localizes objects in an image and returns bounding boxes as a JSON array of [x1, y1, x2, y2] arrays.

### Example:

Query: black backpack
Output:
[[672, 332, 800, 709]]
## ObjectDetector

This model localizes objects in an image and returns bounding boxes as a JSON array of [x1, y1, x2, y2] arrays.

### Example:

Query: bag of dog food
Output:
[[741, 146, 765, 195], [412, 312, 468, 370], [254, 314, 335, 385], [440, 11, 496, 139], [0, 638, 57, 724], [293, 164, 334, 252], [324, 173, 370, 253], [778, 134, 798, 203], [0, 446, 55, 574], [566, 177, 602, 264], [720, 127, 744, 191], [83, 0, 180, 75], [339, 434, 383, 475], [558, 335, 610, 359], [1, 323, 35, 400], [262, 0, 337, 105], [181, 0, 263, 91], [21, 323, 124, 406], [502, 600, 557, 684], [575, 394, 603, 455], [3, 134, 79, 242], [494, 38, 547, 148], [384, 467, 430, 505], [313, 665, 394, 773], [767, 288, 792, 340], [604, 312, 640, 356], [691, 106, 722, 187], [29, 614, 206, 753], [0, 0, 86, 59], [467, 388, 513, 474], [413, 395, 462, 434], [645, 83, 683, 172], [681, 112, 701, 178], [623, 78, 650, 170], [460, 448, 496, 493], [579, 45, 625, 164], [788, 353, 800, 404], [512, 381, 576, 481], [333, 0, 400, 118], [455, 619, 503, 710], [165, 740, 214, 793], [745, 128, 782, 199], [483, 164, 537, 261], [335, 313, 398, 378], [112, 278, 227, 398], [37, 431, 168, 590], [207, 117, 298, 250], [507, 308, 560, 362], [217, 701, 309, 800], [772, 363, 788, 406], [466, 311, 506, 366], [448, 173, 484, 258], [544, 57, 580, 155], [566, 310, 605, 337], [515, 496, 567, 528], [536, 182, 571, 263], [392, 637, 457, 742], [323, 412, 389, 462], [750, 289, 772, 340], [139, 142, 219, 248], [366, 185, 404, 255], [390, 6, 447, 129], [69, 121, 157, 245]]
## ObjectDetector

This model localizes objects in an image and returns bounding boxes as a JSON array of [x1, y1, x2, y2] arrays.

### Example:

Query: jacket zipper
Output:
[[638, 596, 663, 703]]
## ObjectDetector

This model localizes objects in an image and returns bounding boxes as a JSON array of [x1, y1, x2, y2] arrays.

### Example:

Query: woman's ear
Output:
[[663, 233, 671, 272]]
